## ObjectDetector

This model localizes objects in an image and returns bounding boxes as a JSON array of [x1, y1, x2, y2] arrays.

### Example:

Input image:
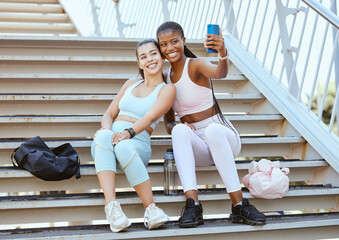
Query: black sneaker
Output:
[[231, 198, 266, 225], [179, 198, 204, 228]]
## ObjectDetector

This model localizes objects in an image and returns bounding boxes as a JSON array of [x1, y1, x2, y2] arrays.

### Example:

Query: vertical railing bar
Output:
[[200, 0, 216, 38], [125, 0, 136, 37], [172, 0, 179, 21], [178, 0, 188, 29], [199, 0, 212, 39], [226, 0, 235, 25], [131, 1, 143, 37], [144, 0, 157, 38], [137, 0, 151, 38], [278, 54, 284, 82], [232, 0, 242, 36], [105, 1, 115, 37], [317, 30, 339, 121], [254, 0, 269, 57], [263, 10, 277, 66], [187, 0, 200, 39], [195, 0, 206, 38], [222, 0, 231, 33], [246, 1, 260, 50], [329, 82, 339, 132], [215, 0, 222, 23], [154, 0, 164, 37], [239, 0, 251, 43], [307, 22, 330, 111], [297, 10, 320, 101], [270, 34, 280, 75], [183, 0, 192, 33], [288, 7, 309, 91], [151, 1, 161, 38]]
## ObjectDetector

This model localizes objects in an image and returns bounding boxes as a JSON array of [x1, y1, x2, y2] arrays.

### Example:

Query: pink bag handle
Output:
[[281, 167, 290, 175]]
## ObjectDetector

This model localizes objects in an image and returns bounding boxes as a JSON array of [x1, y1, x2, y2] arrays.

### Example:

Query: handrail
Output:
[[302, 0, 339, 29]]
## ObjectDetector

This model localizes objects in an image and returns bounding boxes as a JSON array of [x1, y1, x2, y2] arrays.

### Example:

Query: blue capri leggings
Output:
[[91, 121, 152, 187]]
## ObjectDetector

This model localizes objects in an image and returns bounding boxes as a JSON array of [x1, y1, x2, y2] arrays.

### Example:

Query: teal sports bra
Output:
[[118, 80, 166, 129]]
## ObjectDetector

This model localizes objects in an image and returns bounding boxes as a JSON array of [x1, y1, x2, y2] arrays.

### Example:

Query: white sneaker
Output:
[[144, 203, 169, 230], [105, 201, 131, 232]]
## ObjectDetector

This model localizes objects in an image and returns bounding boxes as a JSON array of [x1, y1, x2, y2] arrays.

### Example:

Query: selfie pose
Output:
[[156, 21, 266, 227], [91, 39, 175, 232]]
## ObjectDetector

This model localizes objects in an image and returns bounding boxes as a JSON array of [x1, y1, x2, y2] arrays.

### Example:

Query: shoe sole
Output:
[[110, 220, 132, 232], [148, 216, 169, 230], [179, 217, 204, 228], [232, 215, 266, 226]]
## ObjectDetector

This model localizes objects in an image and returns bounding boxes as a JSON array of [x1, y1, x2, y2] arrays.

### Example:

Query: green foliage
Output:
[[308, 81, 338, 135]]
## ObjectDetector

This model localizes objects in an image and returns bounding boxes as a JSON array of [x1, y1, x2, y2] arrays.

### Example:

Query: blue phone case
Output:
[[207, 24, 219, 53]]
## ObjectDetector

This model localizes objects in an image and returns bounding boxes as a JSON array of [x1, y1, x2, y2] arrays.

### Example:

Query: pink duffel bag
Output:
[[242, 159, 290, 199]]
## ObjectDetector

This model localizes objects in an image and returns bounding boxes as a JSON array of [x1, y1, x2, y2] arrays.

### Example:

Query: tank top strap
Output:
[[127, 79, 144, 93], [182, 57, 191, 76]]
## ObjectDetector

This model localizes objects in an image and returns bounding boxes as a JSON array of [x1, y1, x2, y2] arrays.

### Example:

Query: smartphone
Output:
[[207, 24, 220, 53]]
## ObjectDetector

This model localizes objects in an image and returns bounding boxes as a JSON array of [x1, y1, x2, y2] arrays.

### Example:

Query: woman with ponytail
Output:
[[91, 39, 175, 232], [156, 22, 266, 227]]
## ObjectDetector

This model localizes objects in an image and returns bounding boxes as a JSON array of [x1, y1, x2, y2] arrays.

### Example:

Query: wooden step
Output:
[[0, 114, 285, 138], [0, 22, 76, 34], [0, 0, 58, 4], [0, 93, 267, 115], [0, 186, 338, 225], [0, 136, 306, 165], [0, 160, 327, 193], [0, 213, 338, 240], [0, 2, 63, 13], [0, 37, 227, 60], [0, 74, 249, 95], [0, 12, 69, 23]]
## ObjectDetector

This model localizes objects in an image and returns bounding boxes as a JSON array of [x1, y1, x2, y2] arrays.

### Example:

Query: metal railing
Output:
[[62, 0, 338, 136], [224, 0, 338, 137]]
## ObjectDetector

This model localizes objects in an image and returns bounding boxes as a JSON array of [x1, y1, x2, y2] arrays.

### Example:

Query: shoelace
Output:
[[180, 205, 196, 217], [109, 203, 123, 220], [243, 203, 262, 218], [144, 204, 157, 228]]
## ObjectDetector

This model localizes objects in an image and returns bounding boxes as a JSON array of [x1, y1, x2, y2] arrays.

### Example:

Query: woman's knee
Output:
[[94, 129, 113, 146], [114, 140, 135, 163], [172, 123, 192, 138]]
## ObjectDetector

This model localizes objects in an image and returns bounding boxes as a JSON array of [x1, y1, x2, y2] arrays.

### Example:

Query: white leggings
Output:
[[172, 115, 242, 193]]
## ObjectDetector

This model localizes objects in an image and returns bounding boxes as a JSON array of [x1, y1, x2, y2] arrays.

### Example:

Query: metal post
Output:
[[330, 0, 339, 136], [90, 0, 101, 36], [275, 0, 299, 97]]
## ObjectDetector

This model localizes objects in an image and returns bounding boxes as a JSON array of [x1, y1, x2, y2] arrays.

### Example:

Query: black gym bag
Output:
[[11, 136, 81, 181]]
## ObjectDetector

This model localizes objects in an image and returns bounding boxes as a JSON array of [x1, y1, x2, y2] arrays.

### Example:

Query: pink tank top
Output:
[[166, 58, 214, 118]]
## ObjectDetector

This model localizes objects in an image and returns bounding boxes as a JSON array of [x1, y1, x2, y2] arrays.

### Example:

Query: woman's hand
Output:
[[184, 122, 196, 131], [111, 130, 131, 145], [204, 28, 227, 57]]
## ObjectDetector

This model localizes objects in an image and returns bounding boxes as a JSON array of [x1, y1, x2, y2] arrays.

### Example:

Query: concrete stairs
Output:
[[0, 0, 78, 35], [0, 36, 338, 239]]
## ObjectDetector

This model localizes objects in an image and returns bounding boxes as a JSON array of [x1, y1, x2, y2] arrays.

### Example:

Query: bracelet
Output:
[[219, 53, 228, 61], [219, 48, 229, 61], [124, 128, 136, 138]]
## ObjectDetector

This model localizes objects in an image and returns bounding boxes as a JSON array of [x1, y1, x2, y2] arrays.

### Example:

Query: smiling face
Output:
[[157, 30, 186, 63], [137, 42, 163, 76]]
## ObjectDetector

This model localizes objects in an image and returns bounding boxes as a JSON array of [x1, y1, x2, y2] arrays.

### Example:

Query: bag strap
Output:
[[11, 147, 21, 168], [75, 156, 81, 179]]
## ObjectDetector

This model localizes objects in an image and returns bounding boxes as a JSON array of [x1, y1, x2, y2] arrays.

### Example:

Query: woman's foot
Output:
[[105, 201, 131, 232], [231, 198, 266, 225], [179, 198, 204, 228], [144, 203, 169, 230]]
